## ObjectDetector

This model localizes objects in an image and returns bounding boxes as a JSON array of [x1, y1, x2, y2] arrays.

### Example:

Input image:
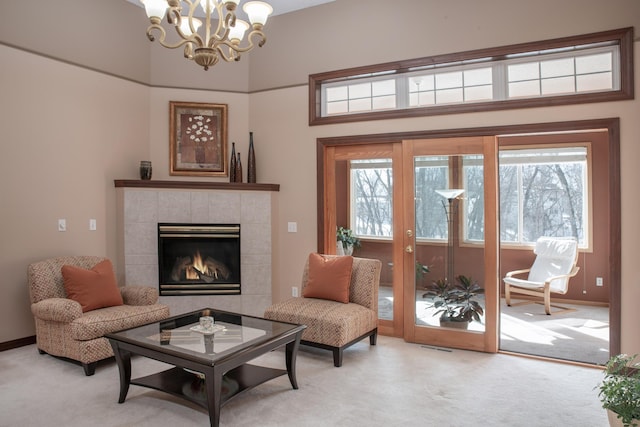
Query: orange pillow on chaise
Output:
[[302, 253, 353, 304], [61, 259, 124, 312]]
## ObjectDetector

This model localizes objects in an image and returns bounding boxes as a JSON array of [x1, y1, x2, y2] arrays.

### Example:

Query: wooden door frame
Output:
[[317, 117, 621, 355], [321, 143, 404, 336]]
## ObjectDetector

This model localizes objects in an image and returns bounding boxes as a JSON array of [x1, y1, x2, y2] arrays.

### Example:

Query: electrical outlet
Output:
[[89, 219, 97, 231], [287, 222, 297, 233], [58, 219, 66, 232], [596, 277, 604, 287], [292, 287, 299, 297]]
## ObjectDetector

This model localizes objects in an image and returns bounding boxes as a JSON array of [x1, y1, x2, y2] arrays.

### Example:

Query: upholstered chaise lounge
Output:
[[264, 254, 381, 367], [28, 256, 170, 375]]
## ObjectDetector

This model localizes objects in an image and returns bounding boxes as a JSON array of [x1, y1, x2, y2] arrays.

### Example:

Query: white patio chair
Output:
[[504, 237, 580, 315]]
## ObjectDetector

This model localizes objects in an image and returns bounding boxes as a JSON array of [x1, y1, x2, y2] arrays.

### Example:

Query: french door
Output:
[[323, 137, 499, 352]]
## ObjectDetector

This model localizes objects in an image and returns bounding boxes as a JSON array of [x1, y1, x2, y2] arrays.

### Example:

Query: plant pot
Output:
[[336, 243, 353, 256], [439, 315, 470, 330], [607, 409, 639, 427]]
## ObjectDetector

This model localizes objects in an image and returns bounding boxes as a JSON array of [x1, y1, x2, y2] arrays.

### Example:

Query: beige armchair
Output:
[[264, 254, 381, 367], [28, 256, 170, 375]]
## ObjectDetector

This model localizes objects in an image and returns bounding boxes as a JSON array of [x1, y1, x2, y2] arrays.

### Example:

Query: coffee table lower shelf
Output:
[[132, 364, 287, 409]]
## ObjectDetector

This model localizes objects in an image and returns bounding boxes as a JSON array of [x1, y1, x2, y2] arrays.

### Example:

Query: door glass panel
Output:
[[336, 159, 395, 321], [350, 159, 394, 320], [414, 155, 486, 332]]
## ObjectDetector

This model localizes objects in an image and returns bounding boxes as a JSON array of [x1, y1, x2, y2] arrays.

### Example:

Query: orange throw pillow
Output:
[[302, 253, 353, 303], [61, 259, 124, 312]]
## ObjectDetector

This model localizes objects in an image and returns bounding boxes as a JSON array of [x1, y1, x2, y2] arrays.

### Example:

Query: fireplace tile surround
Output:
[[115, 180, 278, 318]]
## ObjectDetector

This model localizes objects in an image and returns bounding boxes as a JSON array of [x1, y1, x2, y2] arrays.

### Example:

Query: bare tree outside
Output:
[[349, 147, 587, 246]]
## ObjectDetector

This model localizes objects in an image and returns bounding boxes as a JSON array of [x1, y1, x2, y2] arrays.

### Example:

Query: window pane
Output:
[[349, 83, 371, 99], [351, 161, 393, 237], [326, 100, 349, 115], [541, 76, 575, 94], [541, 57, 575, 78], [499, 165, 519, 242], [410, 91, 435, 107], [463, 156, 485, 241], [509, 80, 540, 98], [372, 79, 396, 96], [577, 72, 613, 92], [414, 157, 448, 240], [465, 85, 493, 101], [410, 75, 435, 91], [497, 147, 587, 246], [576, 52, 611, 74], [521, 163, 584, 242], [349, 98, 372, 112], [464, 68, 492, 86], [437, 88, 464, 104], [508, 62, 540, 82], [372, 95, 396, 110], [326, 86, 347, 102], [436, 72, 463, 89]]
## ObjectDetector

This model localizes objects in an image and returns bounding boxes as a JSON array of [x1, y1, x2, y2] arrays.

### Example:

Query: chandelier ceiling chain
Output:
[[140, 0, 273, 70]]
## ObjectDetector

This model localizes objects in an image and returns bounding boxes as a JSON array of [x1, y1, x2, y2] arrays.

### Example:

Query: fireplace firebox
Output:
[[157, 223, 241, 296]]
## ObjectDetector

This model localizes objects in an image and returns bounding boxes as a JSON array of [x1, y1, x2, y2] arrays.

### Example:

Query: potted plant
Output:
[[422, 275, 484, 329], [415, 261, 430, 286], [597, 353, 640, 427], [336, 226, 361, 255]]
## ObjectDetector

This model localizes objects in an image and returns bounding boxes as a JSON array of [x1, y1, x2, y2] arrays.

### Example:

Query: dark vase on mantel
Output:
[[229, 142, 237, 182], [247, 132, 256, 183], [235, 152, 243, 183], [139, 161, 152, 180]]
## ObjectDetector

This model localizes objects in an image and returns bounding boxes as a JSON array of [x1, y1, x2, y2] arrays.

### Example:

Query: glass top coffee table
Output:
[[106, 308, 306, 427]]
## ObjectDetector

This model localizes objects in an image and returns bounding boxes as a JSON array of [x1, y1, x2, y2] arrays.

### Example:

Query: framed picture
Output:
[[169, 101, 228, 176]]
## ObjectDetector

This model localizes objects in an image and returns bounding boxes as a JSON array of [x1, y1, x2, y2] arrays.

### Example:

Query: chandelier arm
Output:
[[216, 44, 240, 62], [147, 23, 199, 50], [218, 29, 267, 54], [170, 3, 204, 47]]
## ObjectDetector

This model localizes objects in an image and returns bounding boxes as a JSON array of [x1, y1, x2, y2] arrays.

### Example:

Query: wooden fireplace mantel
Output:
[[114, 180, 279, 192]]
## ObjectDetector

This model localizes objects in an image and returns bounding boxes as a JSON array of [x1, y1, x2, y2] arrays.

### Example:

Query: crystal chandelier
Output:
[[140, 0, 273, 70]]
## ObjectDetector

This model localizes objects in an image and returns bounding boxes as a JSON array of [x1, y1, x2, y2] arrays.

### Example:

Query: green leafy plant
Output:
[[336, 226, 361, 250], [415, 261, 430, 285], [597, 353, 640, 427], [423, 275, 484, 323]]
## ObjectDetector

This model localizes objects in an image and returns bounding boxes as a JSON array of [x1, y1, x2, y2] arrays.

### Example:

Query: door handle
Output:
[[405, 245, 413, 253]]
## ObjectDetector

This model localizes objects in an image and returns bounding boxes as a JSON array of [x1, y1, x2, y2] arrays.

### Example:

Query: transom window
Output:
[[310, 28, 633, 125]]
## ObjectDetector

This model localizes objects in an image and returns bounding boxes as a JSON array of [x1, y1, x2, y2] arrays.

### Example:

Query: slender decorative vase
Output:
[[336, 241, 345, 256], [247, 132, 256, 183], [229, 142, 237, 182], [139, 161, 152, 180], [235, 152, 243, 183]]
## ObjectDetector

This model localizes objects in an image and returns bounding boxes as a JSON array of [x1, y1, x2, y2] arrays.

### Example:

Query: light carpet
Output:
[[0, 336, 608, 427]]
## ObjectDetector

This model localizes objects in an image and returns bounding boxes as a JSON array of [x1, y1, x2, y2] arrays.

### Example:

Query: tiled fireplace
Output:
[[115, 180, 278, 317]]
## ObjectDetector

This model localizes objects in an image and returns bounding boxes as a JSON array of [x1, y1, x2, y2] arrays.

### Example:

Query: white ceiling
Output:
[[125, 0, 335, 18]]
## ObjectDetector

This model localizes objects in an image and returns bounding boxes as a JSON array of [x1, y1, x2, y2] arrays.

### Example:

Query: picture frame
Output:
[[169, 101, 228, 176]]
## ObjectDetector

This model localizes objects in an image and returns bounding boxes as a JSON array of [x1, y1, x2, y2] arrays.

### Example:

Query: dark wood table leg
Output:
[[109, 341, 131, 403], [285, 333, 302, 389], [204, 367, 222, 427]]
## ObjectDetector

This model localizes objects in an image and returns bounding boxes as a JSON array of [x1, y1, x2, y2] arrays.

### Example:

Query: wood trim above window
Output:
[[309, 27, 634, 126]]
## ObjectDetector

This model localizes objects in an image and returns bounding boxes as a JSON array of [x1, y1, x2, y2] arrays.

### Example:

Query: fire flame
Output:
[[186, 250, 208, 280]]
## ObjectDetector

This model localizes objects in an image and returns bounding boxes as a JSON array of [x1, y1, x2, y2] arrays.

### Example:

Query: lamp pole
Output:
[[436, 189, 465, 285]]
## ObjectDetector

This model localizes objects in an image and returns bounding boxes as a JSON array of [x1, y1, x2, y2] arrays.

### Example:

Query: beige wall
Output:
[[0, 44, 150, 341], [1, 0, 639, 355]]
